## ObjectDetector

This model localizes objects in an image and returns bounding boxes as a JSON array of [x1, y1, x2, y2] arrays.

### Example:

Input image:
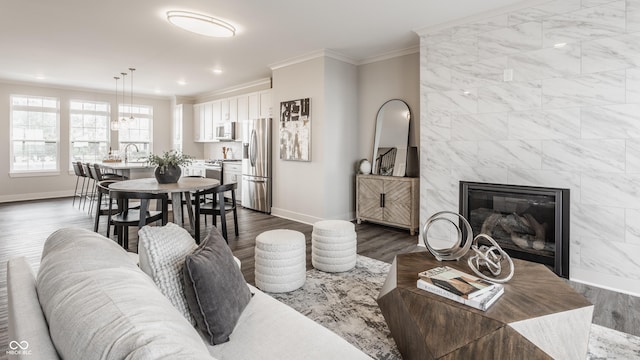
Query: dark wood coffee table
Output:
[[377, 252, 594, 359]]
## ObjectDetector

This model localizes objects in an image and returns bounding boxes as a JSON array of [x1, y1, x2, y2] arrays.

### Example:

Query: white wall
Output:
[[271, 55, 358, 223], [323, 57, 358, 219], [0, 81, 172, 202], [357, 53, 420, 162], [272, 57, 326, 223], [418, 0, 640, 296]]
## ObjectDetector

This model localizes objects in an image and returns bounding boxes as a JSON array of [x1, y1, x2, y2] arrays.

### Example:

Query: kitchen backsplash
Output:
[[205, 142, 242, 160]]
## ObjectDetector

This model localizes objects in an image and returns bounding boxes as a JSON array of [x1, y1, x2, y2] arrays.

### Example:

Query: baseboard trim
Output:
[[0, 191, 72, 204], [270, 207, 322, 225]]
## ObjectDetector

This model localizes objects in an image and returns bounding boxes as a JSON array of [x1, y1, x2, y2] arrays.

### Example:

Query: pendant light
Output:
[[110, 76, 120, 131], [128, 68, 136, 122], [120, 72, 128, 129]]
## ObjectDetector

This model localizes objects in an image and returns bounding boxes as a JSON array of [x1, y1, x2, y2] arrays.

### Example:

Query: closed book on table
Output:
[[418, 266, 496, 299], [417, 278, 504, 311]]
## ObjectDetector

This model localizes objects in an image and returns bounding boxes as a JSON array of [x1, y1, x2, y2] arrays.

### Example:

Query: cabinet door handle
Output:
[[380, 193, 386, 208]]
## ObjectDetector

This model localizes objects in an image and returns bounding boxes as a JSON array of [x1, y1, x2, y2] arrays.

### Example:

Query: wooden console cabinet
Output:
[[356, 174, 419, 235]]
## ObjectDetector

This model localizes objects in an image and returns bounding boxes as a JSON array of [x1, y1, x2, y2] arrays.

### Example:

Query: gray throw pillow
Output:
[[183, 227, 252, 345]]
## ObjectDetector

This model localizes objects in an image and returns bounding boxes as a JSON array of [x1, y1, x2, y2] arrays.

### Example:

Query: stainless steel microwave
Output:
[[215, 122, 237, 140]]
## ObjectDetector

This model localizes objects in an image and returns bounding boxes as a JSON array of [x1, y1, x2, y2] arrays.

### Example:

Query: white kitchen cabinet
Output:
[[222, 161, 242, 202], [248, 92, 259, 120], [203, 103, 214, 141], [221, 97, 238, 123], [259, 90, 272, 118], [211, 101, 222, 124], [194, 89, 272, 143], [237, 96, 249, 122], [193, 104, 205, 142]]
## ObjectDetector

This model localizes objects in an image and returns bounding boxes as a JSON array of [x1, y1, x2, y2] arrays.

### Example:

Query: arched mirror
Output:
[[372, 99, 411, 176]]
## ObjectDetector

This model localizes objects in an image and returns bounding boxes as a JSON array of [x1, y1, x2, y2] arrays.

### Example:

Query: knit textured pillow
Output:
[[138, 222, 197, 324]]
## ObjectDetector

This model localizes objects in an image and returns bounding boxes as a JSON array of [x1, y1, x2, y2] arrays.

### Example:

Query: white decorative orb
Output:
[[359, 160, 371, 174]]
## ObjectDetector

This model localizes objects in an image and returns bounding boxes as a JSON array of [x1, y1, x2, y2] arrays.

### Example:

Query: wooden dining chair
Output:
[[193, 183, 238, 244], [94, 180, 123, 235], [107, 190, 168, 251]]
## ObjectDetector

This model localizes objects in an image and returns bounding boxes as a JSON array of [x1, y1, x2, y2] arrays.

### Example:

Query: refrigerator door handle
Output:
[[249, 129, 257, 167], [246, 178, 267, 183]]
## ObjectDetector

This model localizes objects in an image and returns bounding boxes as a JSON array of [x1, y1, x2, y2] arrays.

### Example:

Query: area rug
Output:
[[269, 255, 640, 360]]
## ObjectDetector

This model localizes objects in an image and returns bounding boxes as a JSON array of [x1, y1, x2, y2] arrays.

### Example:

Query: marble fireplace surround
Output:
[[417, 0, 640, 297]]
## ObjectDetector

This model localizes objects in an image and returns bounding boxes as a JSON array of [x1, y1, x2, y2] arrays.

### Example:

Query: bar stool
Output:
[[72, 162, 87, 208], [83, 163, 97, 212]]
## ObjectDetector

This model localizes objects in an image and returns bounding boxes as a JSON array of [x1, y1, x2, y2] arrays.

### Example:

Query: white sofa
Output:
[[7, 228, 371, 360]]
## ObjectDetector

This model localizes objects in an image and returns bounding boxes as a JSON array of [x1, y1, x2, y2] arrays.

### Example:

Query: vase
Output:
[[154, 165, 181, 184]]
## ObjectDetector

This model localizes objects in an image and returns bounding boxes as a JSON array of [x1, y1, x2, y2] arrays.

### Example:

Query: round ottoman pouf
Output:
[[254, 229, 306, 293], [311, 220, 357, 272]]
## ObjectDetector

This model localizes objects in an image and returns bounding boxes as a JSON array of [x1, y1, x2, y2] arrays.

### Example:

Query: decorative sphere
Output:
[[359, 160, 371, 174]]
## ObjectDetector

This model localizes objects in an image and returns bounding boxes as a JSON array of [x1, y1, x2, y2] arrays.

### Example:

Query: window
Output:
[[69, 100, 110, 165], [119, 104, 152, 161], [10, 95, 60, 174]]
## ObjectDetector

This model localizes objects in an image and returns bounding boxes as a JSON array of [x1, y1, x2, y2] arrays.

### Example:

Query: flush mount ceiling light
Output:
[[166, 11, 235, 37]]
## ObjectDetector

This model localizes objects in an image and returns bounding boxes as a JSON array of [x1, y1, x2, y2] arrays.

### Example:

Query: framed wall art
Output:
[[279, 98, 310, 161]]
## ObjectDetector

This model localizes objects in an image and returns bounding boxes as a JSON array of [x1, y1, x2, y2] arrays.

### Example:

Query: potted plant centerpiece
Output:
[[148, 150, 193, 184]]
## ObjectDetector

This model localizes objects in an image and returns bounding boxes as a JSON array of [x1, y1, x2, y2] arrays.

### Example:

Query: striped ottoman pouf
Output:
[[254, 229, 306, 293], [311, 220, 357, 272]]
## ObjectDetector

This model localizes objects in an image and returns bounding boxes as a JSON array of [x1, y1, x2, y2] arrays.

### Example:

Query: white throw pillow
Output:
[[139, 222, 197, 324]]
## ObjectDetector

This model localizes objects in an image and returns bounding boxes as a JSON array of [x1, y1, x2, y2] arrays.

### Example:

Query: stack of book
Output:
[[416, 266, 504, 311]]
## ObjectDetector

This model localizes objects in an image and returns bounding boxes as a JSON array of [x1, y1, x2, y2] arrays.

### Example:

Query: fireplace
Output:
[[459, 182, 570, 278]]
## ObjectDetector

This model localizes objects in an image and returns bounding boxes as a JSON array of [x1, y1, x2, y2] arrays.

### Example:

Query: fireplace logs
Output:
[[472, 209, 549, 252]]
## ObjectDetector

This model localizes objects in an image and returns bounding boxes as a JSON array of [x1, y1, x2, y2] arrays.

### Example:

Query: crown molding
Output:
[[194, 77, 272, 99], [269, 49, 358, 70], [0, 78, 172, 100], [357, 46, 419, 65], [414, 0, 548, 36]]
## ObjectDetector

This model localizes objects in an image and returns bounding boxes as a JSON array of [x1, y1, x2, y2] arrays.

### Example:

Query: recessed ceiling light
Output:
[[34, 74, 46, 80], [554, 42, 567, 48], [177, 80, 187, 86], [213, 68, 223, 74], [166, 11, 235, 37]]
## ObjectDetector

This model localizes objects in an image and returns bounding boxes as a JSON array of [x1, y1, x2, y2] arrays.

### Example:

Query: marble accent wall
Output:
[[419, 0, 640, 296]]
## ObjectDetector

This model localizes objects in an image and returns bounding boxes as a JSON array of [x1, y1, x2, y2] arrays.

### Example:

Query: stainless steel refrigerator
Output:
[[241, 118, 271, 213]]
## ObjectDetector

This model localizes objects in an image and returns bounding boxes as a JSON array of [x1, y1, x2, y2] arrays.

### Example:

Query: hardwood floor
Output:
[[2, 197, 638, 359], [0, 197, 422, 358]]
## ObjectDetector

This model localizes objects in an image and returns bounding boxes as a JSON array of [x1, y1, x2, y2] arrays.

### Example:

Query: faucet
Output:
[[124, 143, 139, 163]]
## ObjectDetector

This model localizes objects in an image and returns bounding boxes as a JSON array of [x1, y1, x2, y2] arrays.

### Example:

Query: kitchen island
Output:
[[101, 162, 154, 179]]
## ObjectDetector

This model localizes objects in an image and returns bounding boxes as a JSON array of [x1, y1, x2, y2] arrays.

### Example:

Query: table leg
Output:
[[171, 192, 183, 227], [184, 192, 195, 230]]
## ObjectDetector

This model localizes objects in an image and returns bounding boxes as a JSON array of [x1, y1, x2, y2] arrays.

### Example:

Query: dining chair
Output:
[[107, 190, 168, 251], [169, 175, 208, 226], [88, 164, 126, 214], [94, 180, 121, 234], [193, 183, 238, 244]]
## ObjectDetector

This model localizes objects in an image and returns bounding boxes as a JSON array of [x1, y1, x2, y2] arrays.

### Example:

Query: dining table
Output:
[[108, 177, 220, 233]]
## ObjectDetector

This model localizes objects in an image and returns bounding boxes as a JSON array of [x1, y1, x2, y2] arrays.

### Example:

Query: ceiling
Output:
[[0, 0, 527, 98]]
